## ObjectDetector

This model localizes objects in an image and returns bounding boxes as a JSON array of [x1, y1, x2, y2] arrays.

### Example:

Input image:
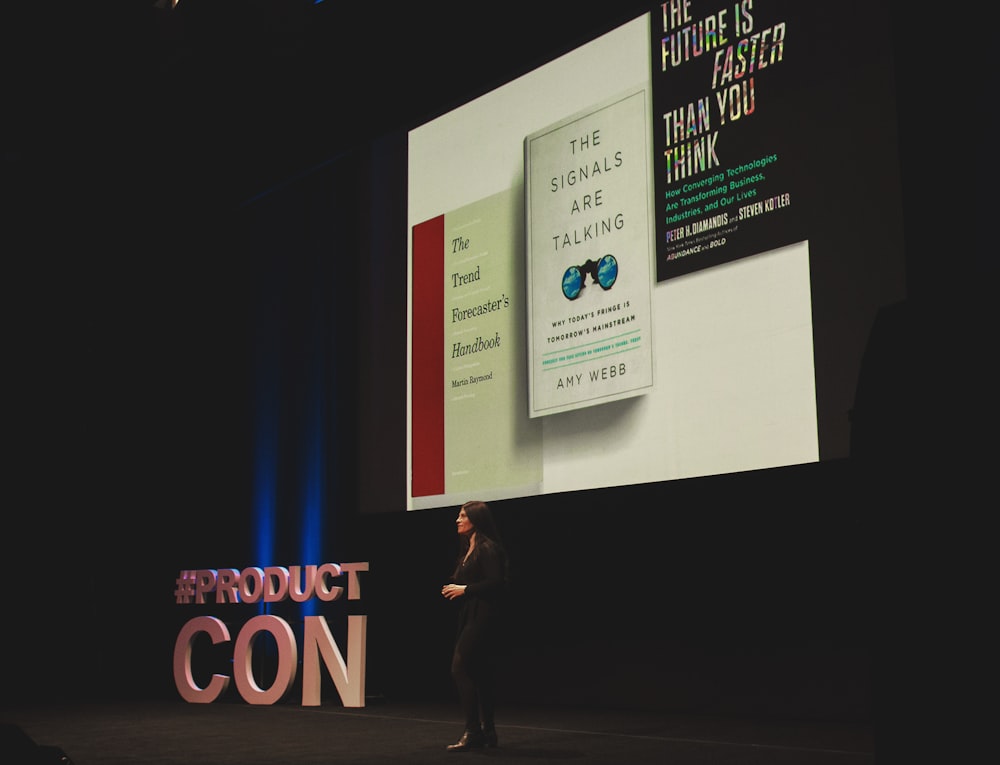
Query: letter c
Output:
[[173, 616, 231, 703]]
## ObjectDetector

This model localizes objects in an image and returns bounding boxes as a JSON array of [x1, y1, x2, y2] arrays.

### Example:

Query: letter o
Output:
[[239, 567, 265, 603], [233, 615, 298, 705]]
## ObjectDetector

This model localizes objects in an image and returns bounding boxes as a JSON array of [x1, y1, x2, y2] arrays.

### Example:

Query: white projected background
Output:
[[407, 14, 817, 509]]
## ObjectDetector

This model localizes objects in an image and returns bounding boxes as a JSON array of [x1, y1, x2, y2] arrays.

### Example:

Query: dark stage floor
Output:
[[2, 699, 874, 765]]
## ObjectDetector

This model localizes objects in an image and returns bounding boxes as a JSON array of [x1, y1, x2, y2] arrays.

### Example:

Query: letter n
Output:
[[301, 614, 367, 707]]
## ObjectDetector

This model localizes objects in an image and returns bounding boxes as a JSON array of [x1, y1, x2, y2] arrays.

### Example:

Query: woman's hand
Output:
[[441, 583, 467, 600]]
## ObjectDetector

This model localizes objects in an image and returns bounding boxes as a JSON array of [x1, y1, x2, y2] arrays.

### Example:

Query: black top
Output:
[[451, 538, 507, 630]]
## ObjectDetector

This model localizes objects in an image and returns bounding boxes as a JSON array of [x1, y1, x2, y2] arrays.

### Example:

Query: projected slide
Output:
[[405, 2, 904, 511]]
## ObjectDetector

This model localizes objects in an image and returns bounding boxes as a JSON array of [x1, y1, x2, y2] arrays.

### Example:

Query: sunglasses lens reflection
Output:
[[597, 254, 618, 289], [562, 266, 583, 300]]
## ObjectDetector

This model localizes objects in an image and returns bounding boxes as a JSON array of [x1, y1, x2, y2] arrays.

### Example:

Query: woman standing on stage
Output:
[[440, 500, 509, 751]]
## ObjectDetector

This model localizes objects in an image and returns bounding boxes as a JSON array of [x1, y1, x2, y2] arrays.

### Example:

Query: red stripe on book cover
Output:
[[411, 216, 445, 496]]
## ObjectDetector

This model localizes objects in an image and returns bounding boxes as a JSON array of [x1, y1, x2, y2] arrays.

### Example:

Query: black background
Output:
[[3, 2, 991, 759]]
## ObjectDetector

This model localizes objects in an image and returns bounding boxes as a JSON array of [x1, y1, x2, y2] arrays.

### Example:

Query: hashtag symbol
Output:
[[174, 570, 198, 604]]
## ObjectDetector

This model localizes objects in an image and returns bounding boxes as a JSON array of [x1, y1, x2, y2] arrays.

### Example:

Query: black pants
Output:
[[450, 619, 497, 733]]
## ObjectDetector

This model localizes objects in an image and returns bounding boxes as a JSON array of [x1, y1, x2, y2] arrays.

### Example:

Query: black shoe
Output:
[[483, 729, 498, 748], [446, 730, 485, 751]]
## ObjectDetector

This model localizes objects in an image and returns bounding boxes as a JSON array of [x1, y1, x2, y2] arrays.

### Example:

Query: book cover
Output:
[[651, 0, 810, 280], [410, 188, 542, 501], [524, 86, 656, 418]]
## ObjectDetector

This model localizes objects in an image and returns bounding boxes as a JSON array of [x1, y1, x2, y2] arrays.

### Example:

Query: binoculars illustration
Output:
[[561, 254, 618, 300]]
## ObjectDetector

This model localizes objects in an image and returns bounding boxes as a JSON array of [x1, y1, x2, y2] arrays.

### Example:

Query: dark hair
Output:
[[456, 500, 508, 576], [461, 500, 503, 546]]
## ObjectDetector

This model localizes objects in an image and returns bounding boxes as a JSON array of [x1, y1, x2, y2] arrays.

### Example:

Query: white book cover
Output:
[[524, 86, 656, 418]]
